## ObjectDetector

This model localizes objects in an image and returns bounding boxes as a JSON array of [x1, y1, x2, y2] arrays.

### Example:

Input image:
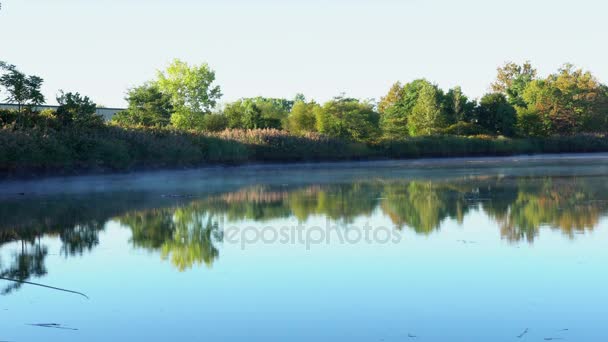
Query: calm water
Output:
[[2, 155, 608, 341]]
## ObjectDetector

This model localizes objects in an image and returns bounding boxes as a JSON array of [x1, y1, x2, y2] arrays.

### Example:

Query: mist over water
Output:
[[1, 155, 608, 341]]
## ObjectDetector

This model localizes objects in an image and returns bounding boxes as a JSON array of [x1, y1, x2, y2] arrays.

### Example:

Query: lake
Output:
[[1, 154, 608, 341]]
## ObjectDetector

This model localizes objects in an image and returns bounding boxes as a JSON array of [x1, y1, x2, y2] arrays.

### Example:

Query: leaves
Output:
[[0, 64, 45, 109], [156, 59, 222, 130]]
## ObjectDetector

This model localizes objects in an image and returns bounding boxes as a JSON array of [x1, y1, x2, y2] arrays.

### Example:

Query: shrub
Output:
[[441, 122, 490, 136], [202, 113, 228, 132]]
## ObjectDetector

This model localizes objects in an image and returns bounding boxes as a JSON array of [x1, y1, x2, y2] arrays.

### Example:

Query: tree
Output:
[[0, 63, 45, 111], [315, 97, 380, 142], [224, 97, 289, 129], [56, 91, 103, 127], [378, 82, 403, 114], [407, 83, 446, 136], [491, 61, 537, 107], [521, 64, 608, 135], [112, 84, 173, 127], [443, 86, 476, 124], [202, 113, 228, 132], [240, 101, 265, 129], [286, 100, 319, 134], [378, 79, 439, 139], [156, 59, 222, 130], [475, 93, 516, 136]]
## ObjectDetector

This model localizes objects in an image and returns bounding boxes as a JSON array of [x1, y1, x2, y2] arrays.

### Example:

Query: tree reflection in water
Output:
[[1, 175, 608, 294], [118, 207, 223, 271]]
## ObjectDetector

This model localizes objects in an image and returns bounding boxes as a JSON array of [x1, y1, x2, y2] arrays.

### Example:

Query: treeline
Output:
[[1, 59, 608, 175], [112, 60, 608, 139]]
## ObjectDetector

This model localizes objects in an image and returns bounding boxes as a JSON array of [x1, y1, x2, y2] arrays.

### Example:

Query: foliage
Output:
[[443, 86, 476, 124], [441, 122, 490, 136], [224, 97, 289, 130], [475, 93, 517, 136], [112, 84, 173, 127], [516, 107, 546, 137], [286, 100, 319, 134], [1, 60, 608, 177], [491, 61, 537, 107], [521, 64, 608, 135], [315, 97, 381, 142], [407, 82, 446, 136], [202, 113, 229, 132], [378, 82, 403, 114], [156, 59, 222, 130], [378, 79, 431, 138], [0, 63, 45, 110], [56, 91, 103, 127]]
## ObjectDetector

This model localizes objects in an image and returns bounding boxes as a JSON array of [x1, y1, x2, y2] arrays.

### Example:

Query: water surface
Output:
[[1, 155, 608, 341]]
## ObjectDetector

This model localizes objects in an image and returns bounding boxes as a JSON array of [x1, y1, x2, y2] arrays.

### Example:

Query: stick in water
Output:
[[0, 277, 89, 299]]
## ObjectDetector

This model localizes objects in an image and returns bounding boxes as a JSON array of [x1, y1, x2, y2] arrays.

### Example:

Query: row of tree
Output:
[[2, 59, 607, 138], [0, 61, 103, 127], [113, 60, 608, 139]]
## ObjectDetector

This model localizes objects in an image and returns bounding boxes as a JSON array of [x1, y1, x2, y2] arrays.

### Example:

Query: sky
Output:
[[0, 0, 606, 107]]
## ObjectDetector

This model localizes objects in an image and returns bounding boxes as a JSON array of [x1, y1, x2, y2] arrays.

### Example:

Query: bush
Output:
[[441, 122, 490, 136], [202, 113, 228, 132], [56, 91, 104, 127], [1, 118, 607, 177]]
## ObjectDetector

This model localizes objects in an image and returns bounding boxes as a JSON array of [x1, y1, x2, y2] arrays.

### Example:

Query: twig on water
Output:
[[0, 277, 89, 299]]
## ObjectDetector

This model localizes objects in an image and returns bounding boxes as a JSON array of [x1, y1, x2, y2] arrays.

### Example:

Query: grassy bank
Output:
[[2, 122, 608, 177]]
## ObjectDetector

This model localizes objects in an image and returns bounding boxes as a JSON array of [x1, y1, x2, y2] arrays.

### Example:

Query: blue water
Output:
[[1, 155, 608, 341]]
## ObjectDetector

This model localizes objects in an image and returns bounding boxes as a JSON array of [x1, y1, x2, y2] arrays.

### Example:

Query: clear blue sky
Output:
[[1, 0, 606, 107]]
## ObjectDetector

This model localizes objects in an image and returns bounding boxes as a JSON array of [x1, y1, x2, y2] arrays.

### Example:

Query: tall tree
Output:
[[56, 91, 103, 127], [521, 64, 608, 135], [407, 83, 446, 136], [443, 86, 476, 124], [378, 79, 434, 139], [378, 82, 403, 114], [0, 64, 45, 111], [156, 59, 222, 130], [224, 97, 290, 130], [316, 97, 380, 142], [287, 100, 319, 134], [476, 93, 517, 136], [113, 84, 173, 127], [491, 61, 537, 107]]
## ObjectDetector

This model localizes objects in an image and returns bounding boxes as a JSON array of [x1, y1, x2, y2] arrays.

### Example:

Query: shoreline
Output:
[[2, 152, 608, 196]]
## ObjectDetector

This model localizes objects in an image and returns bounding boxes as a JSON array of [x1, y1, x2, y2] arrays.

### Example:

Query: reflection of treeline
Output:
[[484, 177, 608, 242], [0, 192, 199, 293], [1, 176, 607, 288], [117, 205, 223, 271], [194, 177, 608, 239]]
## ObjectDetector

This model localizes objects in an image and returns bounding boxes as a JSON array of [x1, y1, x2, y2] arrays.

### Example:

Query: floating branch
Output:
[[0, 277, 89, 299]]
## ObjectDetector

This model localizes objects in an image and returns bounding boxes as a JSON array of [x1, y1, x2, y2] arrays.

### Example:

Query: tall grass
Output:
[[1, 109, 607, 177]]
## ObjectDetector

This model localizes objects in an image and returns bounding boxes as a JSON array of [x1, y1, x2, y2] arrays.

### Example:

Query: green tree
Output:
[[0, 63, 45, 111], [521, 64, 608, 135], [202, 113, 228, 132], [112, 84, 173, 127], [56, 91, 103, 127], [224, 97, 289, 129], [475, 93, 517, 136], [491, 61, 537, 107], [516, 107, 546, 137], [156, 59, 222, 130], [315, 97, 380, 142], [378, 79, 440, 139], [443, 86, 476, 124], [378, 82, 403, 114], [286, 100, 319, 134], [407, 83, 446, 136]]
